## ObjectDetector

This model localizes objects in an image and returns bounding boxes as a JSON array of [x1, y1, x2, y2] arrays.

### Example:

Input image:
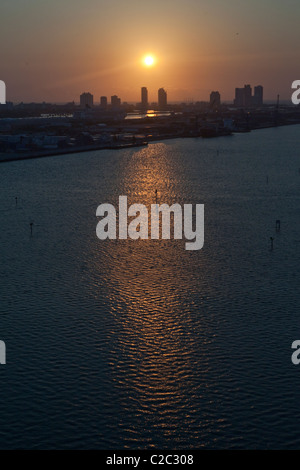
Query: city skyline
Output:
[[3, 82, 282, 106], [1, 0, 299, 103], [76, 84, 264, 108], [3, 86, 269, 106]]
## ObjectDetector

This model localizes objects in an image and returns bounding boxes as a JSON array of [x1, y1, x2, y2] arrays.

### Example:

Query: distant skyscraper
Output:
[[80, 92, 93, 108], [244, 84, 252, 107], [141, 87, 148, 109], [210, 91, 221, 108], [253, 86, 263, 106], [100, 96, 107, 108], [158, 88, 167, 109], [234, 87, 244, 107], [111, 95, 121, 108], [234, 84, 252, 107]]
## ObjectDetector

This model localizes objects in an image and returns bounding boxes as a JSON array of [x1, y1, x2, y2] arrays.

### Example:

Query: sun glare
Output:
[[144, 55, 155, 67]]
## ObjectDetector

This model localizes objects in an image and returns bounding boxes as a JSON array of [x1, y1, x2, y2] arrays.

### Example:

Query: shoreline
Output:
[[0, 141, 148, 163], [1, 121, 299, 164]]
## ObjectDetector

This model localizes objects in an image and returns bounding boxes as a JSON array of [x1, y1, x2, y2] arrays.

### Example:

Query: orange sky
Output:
[[1, 0, 299, 103]]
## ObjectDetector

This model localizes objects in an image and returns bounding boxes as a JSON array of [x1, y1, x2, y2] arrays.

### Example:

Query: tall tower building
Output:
[[234, 88, 244, 107], [253, 86, 263, 106], [158, 88, 167, 109], [141, 87, 148, 109], [234, 85, 253, 107], [80, 92, 93, 108], [244, 84, 252, 107], [210, 91, 221, 108], [111, 95, 121, 108], [100, 96, 107, 109]]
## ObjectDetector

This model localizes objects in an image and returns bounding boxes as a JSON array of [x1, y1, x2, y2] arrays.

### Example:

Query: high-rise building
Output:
[[210, 91, 221, 108], [80, 92, 93, 108], [234, 85, 252, 107], [111, 95, 121, 108], [244, 84, 252, 107], [158, 88, 167, 109], [141, 87, 148, 109], [234, 84, 263, 107], [100, 96, 107, 109], [234, 87, 244, 107], [253, 86, 263, 106]]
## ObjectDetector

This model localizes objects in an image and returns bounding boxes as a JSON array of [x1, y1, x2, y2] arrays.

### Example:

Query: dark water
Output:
[[0, 125, 300, 449]]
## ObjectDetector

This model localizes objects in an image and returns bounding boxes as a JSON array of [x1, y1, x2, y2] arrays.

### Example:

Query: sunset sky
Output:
[[1, 0, 299, 103]]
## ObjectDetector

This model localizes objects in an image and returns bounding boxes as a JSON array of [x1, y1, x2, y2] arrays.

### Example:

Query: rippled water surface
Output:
[[0, 125, 300, 449]]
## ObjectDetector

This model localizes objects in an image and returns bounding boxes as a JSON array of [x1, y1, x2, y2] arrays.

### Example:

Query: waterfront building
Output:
[[100, 96, 107, 109], [141, 87, 148, 110], [158, 88, 167, 109], [234, 84, 252, 107], [111, 95, 121, 108], [210, 91, 221, 108], [80, 92, 93, 108], [253, 86, 263, 106]]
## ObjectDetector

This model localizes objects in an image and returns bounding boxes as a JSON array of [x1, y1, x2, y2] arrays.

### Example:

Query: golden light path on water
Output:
[[87, 143, 215, 445]]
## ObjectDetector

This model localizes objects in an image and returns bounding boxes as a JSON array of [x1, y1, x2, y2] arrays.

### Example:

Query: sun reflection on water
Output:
[[87, 143, 212, 445]]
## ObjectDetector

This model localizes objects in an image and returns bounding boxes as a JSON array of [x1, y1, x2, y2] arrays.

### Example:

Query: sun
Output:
[[144, 55, 155, 67]]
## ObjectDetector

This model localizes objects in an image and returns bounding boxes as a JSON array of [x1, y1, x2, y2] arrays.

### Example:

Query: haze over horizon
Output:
[[1, 0, 299, 103]]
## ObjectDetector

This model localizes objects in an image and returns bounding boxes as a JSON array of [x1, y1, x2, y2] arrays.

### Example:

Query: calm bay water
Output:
[[0, 125, 300, 449]]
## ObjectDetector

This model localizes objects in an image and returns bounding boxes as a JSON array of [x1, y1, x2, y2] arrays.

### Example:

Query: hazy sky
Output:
[[1, 0, 299, 103]]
